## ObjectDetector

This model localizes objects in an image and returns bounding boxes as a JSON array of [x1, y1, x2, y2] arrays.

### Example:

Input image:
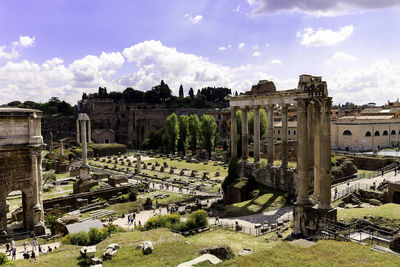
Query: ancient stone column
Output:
[[296, 99, 310, 204], [267, 105, 274, 165], [31, 152, 40, 206], [242, 107, 248, 161], [49, 132, 54, 154], [253, 106, 261, 164], [88, 119, 92, 143], [230, 107, 237, 158], [137, 154, 142, 173], [281, 105, 288, 168], [60, 140, 64, 156], [81, 120, 88, 166], [313, 102, 321, 202], [318, 98, 333, 209], [76, 119, 80, 144]]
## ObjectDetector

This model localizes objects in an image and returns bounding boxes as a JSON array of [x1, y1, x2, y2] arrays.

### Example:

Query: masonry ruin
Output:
[[227, 75, 336, 237], [0, 108, 46, 236]]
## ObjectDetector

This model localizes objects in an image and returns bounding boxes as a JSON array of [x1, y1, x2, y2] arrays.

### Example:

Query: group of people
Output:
[[4, 238, 57, 260]]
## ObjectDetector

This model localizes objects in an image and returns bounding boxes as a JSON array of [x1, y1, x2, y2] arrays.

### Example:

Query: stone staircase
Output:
[[81, 210, 116, 222], [350, 193, 362, 205]]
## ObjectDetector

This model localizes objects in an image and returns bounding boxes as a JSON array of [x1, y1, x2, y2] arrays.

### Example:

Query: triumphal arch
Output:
[[227, 74, 337, 236], [0, 108, 45, 236]]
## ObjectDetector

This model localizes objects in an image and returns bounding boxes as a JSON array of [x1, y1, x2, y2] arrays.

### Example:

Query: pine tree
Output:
[[179, 85, 184, 98]]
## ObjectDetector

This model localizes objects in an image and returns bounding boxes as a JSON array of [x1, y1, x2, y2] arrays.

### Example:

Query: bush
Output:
[[88, 228, 103, 244], [118, 194, 129, 203], [222, 156, 240, 191], [128, 189, 137, 201], [69, 231, 90, 246], [0, 252, 8, 265], [90, 143, 127, 156], [185, 210, 208, 230], [45, 214, 60, 235]]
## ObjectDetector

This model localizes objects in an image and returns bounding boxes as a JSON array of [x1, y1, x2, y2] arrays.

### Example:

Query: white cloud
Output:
[[265, 43, 270, 48], [252, 51, 261, 57], [238, 43, 246, 49], [233, 5, 241, 12], [328, 59, 400, 105], [270, 59, 282, 64], [251, 44, 259, 50], [247, 0, 400, 16], [297, 25, 353, 47], [219, 45, 232, 51], [0, 46, 19, 60], [16, 36, 35, 47], [184, 14, 203, 24], [326, 51, 357, 63]]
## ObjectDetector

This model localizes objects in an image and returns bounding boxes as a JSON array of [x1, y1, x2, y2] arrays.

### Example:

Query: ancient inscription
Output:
[[0, 119, 29, 136]]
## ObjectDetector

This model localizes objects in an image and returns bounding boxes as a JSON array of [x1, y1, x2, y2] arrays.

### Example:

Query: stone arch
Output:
[[391, 130, 396, 135], [374, 131, 380, 136], [383, 130, 389, 136], [365, 131, 371, 137]]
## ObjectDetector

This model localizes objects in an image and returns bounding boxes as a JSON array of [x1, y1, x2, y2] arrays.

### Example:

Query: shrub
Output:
[[118, 194, 129, 203], [69, 231, 90, 246], [0, 252, 8, 265], [45, 214, 60, 235], [128, 189, 137, 201], [88, 228, 102, 245], [222, 156, 240, 191], [185, 209, 208, 230], [145, 215, 167, 230]]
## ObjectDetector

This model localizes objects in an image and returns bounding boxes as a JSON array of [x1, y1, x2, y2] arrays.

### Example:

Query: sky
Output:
[[1, 0, 400, 105]]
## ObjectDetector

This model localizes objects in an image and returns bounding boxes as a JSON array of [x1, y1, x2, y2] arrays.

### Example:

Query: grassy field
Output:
[[12, 228, 400, 267], [223, 188, 287, 217]]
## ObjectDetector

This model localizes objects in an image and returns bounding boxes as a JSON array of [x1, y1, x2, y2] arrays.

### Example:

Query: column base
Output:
[[292, 204, 337, 238], [34, 222, 46, 236]]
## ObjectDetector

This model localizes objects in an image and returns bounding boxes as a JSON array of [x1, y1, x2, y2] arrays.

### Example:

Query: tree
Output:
[[177, 115, 189, 153], [200, 115, 217, 157], [188, 114, 200, 153], [179, 85, 184, 98], [166, 113, 179, 152], [248, 108, 268, 138], [189, 88, 194, 99]]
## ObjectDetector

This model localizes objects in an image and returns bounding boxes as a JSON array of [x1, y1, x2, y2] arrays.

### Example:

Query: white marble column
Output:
[[267, 105, 274, 165], [76, 119, 80, 144], [313, 102, 321, 202], [81, 120, 88, 165], [88, 119, 92, 143], [318, 98, 333, 209], [296, 99, 310, 204], [230, 107, 237, 158], [242, 107, 248, 160], [31, 152, 40, 205], [281, 105, 288, 168], [253, 106, 261, 164]]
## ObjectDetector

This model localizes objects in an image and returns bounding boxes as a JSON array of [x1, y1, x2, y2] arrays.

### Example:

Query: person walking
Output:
[[32, 238, 38, 251], [11, 247, 16, 260]]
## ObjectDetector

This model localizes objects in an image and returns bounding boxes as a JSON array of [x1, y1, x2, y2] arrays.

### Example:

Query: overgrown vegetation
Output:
[[143, 210, 208, 232], [62, 225, 125, 246], [0, 252, 8, 265], [45, 214, 61, 235]]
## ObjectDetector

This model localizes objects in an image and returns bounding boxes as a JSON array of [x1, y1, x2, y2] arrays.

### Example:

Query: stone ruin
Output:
[[0, 108, 46, 236], [228, 74, 336, 237]]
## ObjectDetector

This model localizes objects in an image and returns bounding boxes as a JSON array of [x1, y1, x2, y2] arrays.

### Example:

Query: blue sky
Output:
[[1, 0, 400, 105]]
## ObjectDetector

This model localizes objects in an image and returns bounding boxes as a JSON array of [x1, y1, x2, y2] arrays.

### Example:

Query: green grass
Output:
[[13, 228, 400, 267], [139, 190, 191, 205], [223, 188, 287, 217], [356, 169, 374, 175]]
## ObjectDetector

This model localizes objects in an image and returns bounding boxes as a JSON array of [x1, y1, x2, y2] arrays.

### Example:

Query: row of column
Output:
[[297, 98, 332, 209], [76, 119, 91, 144], [230, 104, 289, 168]]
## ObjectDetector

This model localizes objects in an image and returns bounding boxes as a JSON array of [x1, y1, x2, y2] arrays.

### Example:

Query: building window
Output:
[[278, 130, 280, 134], [383, 130, 388, 136], [374, 131, 380, 136], [343, 130, 352, 136], [391, 130, 396, 135], [288, 130, 291, 135], [294, 130, 296, 135], [365, 131, 371, 137], [218, 114, 221, 119]]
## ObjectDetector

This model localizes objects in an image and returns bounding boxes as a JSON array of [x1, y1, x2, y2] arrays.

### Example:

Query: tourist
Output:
[[11, 239, 15, 250], [48, 246, 52, 252], [127, 214, 131, 225], [32, 238, 38, 251], [215, 216, 219, 224], [159, 206, 162, 214], [133, 212, 136, 221], [12, 247, 16, 260], [235, 221, 239, 232], [38, 244, 42, 255], [5, 243, 10, 255], [139, 220, 142, 227], [334, 187, 338, 199], [31, 250, 36, 259]]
